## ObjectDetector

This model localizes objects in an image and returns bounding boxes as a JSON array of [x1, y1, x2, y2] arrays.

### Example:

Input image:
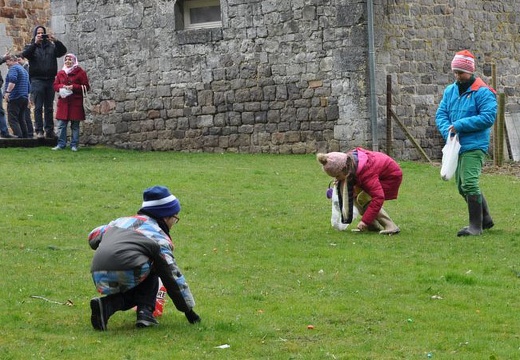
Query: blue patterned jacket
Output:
[[88, 215, 195, 313]]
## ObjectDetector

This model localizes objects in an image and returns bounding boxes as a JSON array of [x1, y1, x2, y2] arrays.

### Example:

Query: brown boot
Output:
[[375, 208, 400, 235]]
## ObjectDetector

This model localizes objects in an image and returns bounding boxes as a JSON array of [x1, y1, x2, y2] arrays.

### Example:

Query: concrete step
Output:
[[0, 138, 57, 148]]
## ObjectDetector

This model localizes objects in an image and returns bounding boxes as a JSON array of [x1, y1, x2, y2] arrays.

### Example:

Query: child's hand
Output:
[[185, 309, 201, 324], [357, 221, 368, 232]]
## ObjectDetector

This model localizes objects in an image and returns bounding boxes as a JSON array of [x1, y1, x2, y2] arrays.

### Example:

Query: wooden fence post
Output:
[[495, 93, 505, 166], [386, 75, 392, 156]]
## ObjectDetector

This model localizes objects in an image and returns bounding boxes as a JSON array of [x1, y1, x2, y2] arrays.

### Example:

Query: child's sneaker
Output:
[[136, 308, 159, 328]]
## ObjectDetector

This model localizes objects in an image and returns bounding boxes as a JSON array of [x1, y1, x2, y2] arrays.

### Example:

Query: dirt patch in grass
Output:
[[483, 161, 520, 178]]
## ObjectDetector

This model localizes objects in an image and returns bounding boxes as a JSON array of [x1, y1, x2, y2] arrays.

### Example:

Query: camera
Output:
[[41, 34, 48, 39]]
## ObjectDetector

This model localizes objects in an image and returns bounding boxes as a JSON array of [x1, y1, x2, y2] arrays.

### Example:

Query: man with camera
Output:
[[21, 26, 67, 139]]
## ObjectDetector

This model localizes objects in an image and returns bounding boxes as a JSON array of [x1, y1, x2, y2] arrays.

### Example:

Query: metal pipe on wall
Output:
[[367, 0, 378, 151]]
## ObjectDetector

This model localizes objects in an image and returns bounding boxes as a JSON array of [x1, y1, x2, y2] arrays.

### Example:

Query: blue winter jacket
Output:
[[436, 77, 497, 154]]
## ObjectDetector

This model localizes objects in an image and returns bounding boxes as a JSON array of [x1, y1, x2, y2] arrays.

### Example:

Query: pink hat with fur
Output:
[[316, 152, 348, 178]]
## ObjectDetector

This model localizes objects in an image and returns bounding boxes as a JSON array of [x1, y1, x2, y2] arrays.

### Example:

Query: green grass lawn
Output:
[[0, 147, 518, 359]]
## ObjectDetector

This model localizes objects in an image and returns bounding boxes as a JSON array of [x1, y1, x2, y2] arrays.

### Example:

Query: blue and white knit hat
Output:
[[139, 186, 181, 218]]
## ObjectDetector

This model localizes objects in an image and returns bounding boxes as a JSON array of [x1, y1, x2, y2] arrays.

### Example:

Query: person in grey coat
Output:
[[88, 185, 200, 330]]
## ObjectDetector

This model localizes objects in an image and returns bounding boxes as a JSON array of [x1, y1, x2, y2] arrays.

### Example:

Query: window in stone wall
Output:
[[180, 0, 222, 30]]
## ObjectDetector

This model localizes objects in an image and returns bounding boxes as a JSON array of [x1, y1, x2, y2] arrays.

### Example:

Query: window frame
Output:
[[183, 0, 222, 30]]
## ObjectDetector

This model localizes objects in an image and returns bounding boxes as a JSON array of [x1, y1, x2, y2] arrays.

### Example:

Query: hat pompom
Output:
[[140, 186, 180, 219], [451, 50, 476, 74], [317, 152, 348, 178]]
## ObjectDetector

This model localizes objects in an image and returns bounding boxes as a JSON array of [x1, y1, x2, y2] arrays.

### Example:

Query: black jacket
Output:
[[21, 26, 67, 80]]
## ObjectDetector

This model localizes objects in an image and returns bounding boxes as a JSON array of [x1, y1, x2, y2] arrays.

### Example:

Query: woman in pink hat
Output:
[[317, 148, 403, 234]]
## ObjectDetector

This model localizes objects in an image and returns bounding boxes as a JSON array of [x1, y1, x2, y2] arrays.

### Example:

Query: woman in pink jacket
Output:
[[317, 148, 403, 234], [52, 53, 90, 151]]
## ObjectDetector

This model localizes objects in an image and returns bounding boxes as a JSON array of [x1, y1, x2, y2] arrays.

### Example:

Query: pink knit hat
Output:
[[316, 152, 348, 178], [451, 50, 475, 74]]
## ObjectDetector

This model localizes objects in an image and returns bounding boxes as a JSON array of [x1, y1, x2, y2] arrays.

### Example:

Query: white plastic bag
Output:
[[330, 185, 358, 231], [59, 87, 73, 98], [440, 133, 461, 181], [331, 184, 348, 231]]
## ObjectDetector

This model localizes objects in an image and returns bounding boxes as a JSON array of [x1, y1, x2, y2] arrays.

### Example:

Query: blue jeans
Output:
[[31, 79, 55, 135], [56, 120, 80, 148], [0, 90, 9, 135]]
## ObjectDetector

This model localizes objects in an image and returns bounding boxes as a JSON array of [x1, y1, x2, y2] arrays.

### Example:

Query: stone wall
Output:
[[46, 1, 520, 158], [378, 0, 520, 160], [53, 0, 365, 154], [0, 0, 50, 53], [0, 1, 50, 84]]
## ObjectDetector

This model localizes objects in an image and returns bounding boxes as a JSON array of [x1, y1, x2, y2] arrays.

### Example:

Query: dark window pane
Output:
[[190, 6, 221, 24]]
